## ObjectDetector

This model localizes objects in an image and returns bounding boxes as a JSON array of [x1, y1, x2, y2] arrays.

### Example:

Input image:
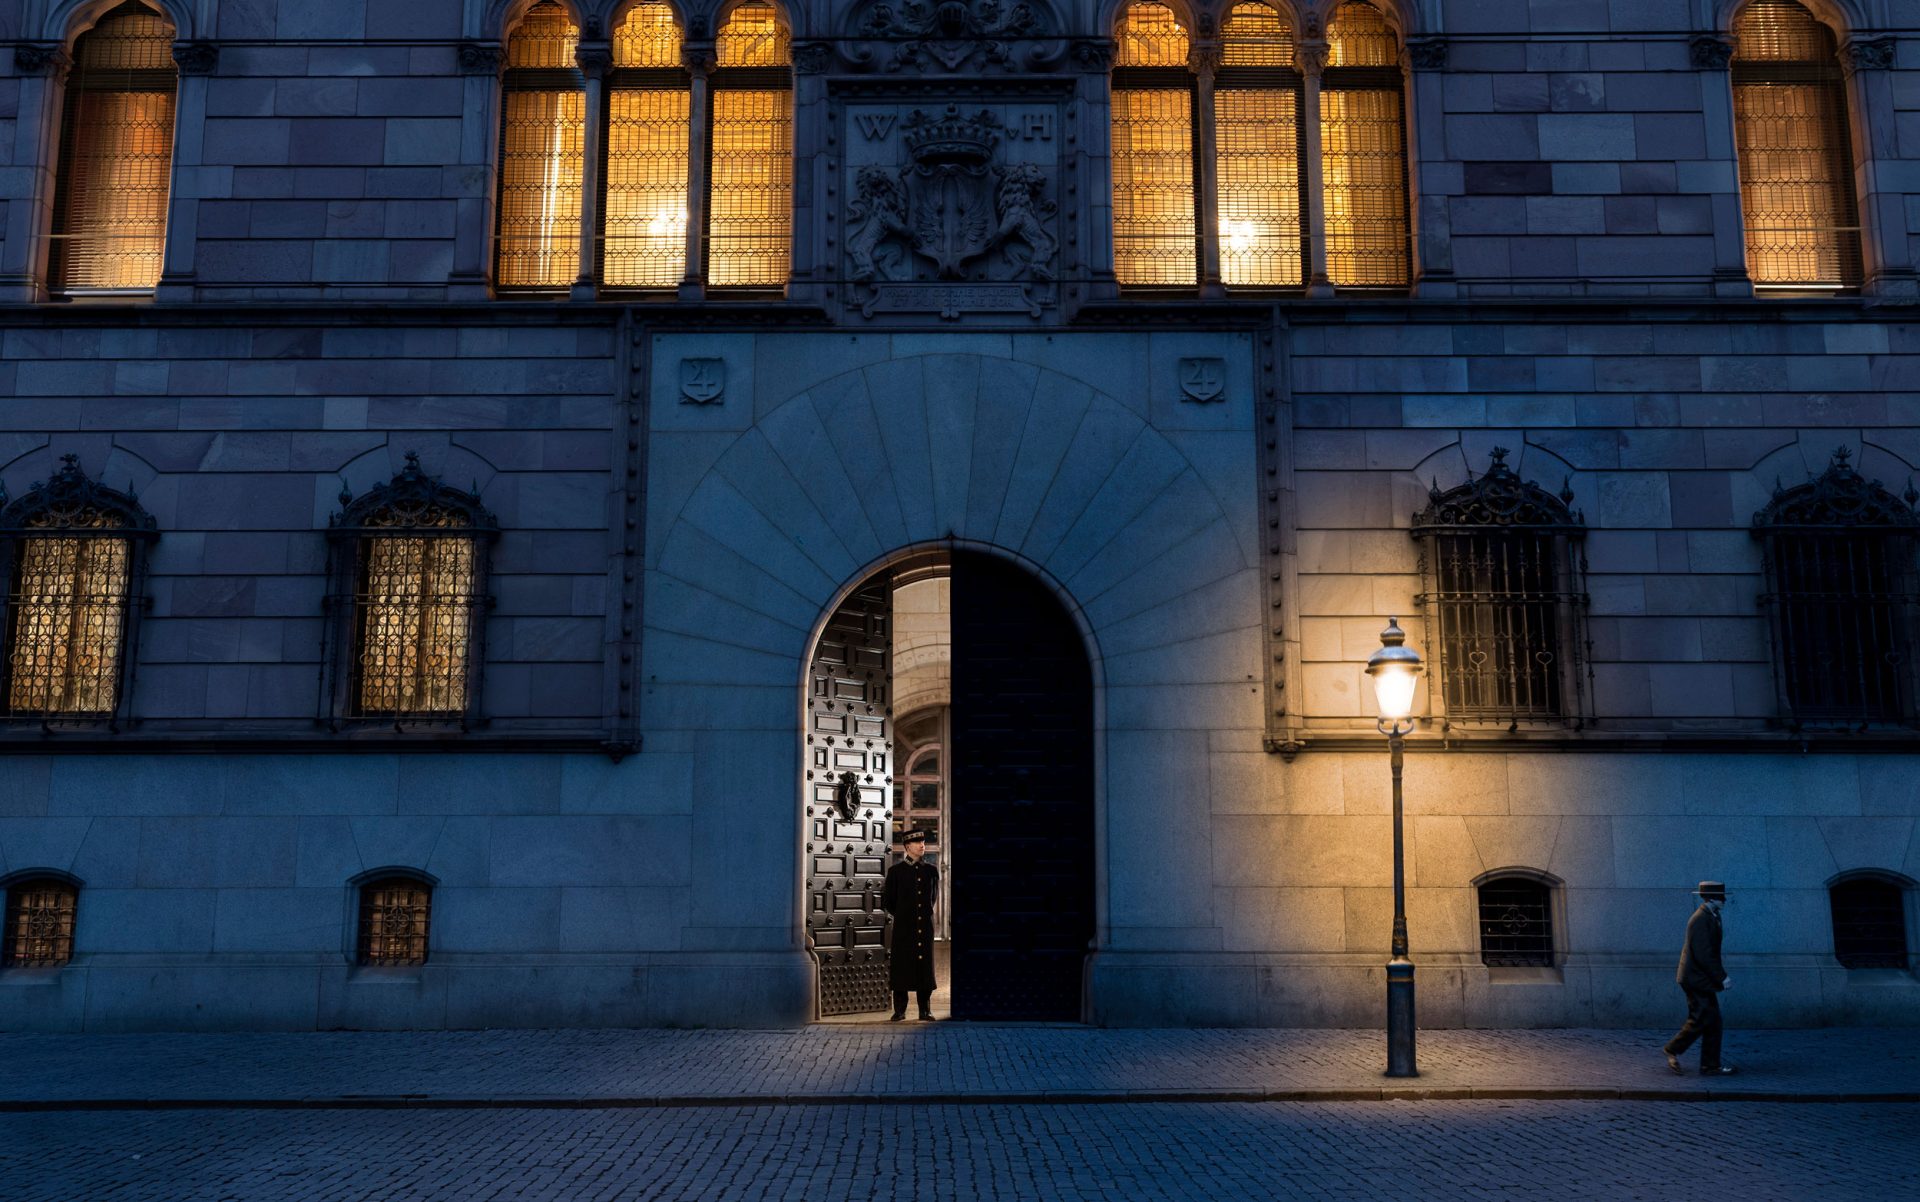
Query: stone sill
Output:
[[1486, 965, 1565, 986]]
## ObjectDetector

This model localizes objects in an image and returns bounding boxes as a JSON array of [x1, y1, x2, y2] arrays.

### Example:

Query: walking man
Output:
[[1664, 881, 1736, 1076], [882, 827, 938, 1021]]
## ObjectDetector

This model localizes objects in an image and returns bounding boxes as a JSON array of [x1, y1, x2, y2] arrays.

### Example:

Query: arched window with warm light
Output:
[[357, 874, 433, 967], [1111, 2, 1197, 287], [325, 454, 498, 725], [2, 874, 81, 968], [1321, 1, 1409, 288], [0, 456, 156, 721], [604, 1, 691, 288], [1412, 449, 1589, 726], [1828, 873, 1911, 970], [1753, 448, 1918, 726], [495, 2, 586, 289], [1216, 3, 1303, 287], [707, 1, 793, 287], [49, 1, 177, 293], [1730, 1, 1862, 290]]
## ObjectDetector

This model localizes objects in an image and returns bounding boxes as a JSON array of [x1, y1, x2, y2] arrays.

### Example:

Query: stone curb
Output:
[[4, 1087, 1916, 1111]]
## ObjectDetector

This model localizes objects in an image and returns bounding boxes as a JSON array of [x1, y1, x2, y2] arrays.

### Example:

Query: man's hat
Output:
[[1694, 881, 1727, 900], [901, 828, 929, 844]]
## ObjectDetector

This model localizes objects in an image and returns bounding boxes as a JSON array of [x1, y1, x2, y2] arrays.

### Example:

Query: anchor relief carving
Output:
[[844, 105, 1058, 299]]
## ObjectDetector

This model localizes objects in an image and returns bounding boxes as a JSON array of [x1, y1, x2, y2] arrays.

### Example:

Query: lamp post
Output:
[[1365, 617, 1423, 1078]]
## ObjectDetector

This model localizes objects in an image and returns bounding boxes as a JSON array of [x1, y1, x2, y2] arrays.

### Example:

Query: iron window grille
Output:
[[48, 0, 177, 294], [495, 0, 587, 290], [1752, 448, 1919, 728], [1828, 877, 1910, 969], [1413, 448, 1589, 727], [2, 877, 80, 968], [0, 456, 156, 725], [1477, 877, 1554, 967], [1730, 1, 1863, 290], [357, 876, 432, 966], [323, 453, 497, 729]]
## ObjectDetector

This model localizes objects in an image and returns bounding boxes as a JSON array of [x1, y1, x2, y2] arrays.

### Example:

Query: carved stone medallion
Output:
[[844, 0, 1065, 73]]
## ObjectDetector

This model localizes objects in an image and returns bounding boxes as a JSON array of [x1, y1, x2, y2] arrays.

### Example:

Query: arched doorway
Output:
[[803, 548, 1095, 1022]]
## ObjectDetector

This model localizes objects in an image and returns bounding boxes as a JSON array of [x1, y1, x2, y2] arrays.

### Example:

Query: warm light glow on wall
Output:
[[709, 3, 792, 287], [6, 529, 130, 715], [1113, 3, 1196, 286], [497, 3, 585, 288], [51, 3, 176, 292]]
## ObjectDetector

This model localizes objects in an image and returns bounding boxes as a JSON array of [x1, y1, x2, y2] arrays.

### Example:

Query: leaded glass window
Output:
[[1322, 2, 1409, 288], [1731, 1, 1862, 289], [1829, 877, 1910, 969], [327, 454, 496, 723], [358, 876, 432, 966], [1413, 449, 1588, 725], [49, 1, 176, 293], [708, 2, 792, 287], [1112, 2, 1197, 286], [0, 456, 154, 719], [1754, 448, 1919, 726], [496, 1, 586, 289], [1478, 877, 1554, 967], [2, 878, 79, 967], [605, 1, 690, 288], [1217, 3, 1302, 287]]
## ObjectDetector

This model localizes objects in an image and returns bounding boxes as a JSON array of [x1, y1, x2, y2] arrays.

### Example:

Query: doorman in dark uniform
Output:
[[882, 828, 938, 1021], [1664, 881, 1736, 1075]]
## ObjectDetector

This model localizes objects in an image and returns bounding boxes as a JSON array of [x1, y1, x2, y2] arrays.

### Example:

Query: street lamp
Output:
[[1365, 617, 1423, 1078]]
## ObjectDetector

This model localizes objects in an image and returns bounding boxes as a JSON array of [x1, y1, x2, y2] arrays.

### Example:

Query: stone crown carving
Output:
[[844, 0, 1064, 72]]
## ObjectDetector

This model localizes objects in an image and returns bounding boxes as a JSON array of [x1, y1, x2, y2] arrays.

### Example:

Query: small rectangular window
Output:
[[3, 880, 79, 968], [1478, 879, 1554, 968], [358, 879, 432, 966]]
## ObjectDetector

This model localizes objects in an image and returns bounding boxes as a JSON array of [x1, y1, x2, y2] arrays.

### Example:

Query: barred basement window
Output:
[[496, 2, 586, 289], [358, 877, 432, 966], [0, 456, 155, 719], [1217, 3, 1303, 287], [3, 877, 79, 968], [604, 1, 690, 288], [1730, 1, 1862, 289], [1829, 876, 1909, 969], [1753, 448, 1919, 726], [1112, 2, 1197, 286], [49, 1, 177, 293], [326, 454, 497, 724], [1478, 877, 1554, 967], [708, 2, 792, 287], [1413, 449, 1588, 725], [1322, 2, 1409, 288]]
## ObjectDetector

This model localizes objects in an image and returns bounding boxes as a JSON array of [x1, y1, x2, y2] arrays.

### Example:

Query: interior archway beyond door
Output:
[[949, 550, 1095, 1022]]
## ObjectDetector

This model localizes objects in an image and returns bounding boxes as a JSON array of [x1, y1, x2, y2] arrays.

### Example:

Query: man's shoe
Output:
[[888, 1011, 906, 1022], [1701, 1064, 1738, 1075], [918, 1011, 935, 1022], [1665, 1052, 1683, 1075]]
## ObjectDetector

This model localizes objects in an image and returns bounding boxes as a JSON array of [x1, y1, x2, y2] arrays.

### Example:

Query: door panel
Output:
[[950, 551, 1094, 1021], [805, 578, 893, 1016]]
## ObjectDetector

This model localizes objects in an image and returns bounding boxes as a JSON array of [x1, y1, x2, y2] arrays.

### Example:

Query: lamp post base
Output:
[[1385, 956, 1418, 1078]]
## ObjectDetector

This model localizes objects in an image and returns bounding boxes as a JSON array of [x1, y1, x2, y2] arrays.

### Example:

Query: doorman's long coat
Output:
[[882, 856, 938, 993]]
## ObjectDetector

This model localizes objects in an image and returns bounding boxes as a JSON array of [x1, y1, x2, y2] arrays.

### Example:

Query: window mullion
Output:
[[573, 40, 610, 300], [1299, 40, 1333, 296], [682, 48, 713, 299], [1190, 42, 1222, 295]]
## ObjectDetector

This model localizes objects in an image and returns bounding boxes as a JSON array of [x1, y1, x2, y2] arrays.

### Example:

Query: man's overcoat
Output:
[[882, 856, 938, 993], [1675, 903, 1725, 992]]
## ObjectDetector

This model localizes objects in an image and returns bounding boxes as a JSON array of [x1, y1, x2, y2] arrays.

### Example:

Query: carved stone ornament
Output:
[[679, 357, 725, 404], [330, 451, 498, 536], [1412, 447, 1584, 532], [846, 0, 1063, 73], [846, 106, 1058, 287], [1756, 446, 1920, 528], [0, 455, 157, 536], [1178, 358, 1226, 404], [11, 43, 68, 74], [1689, 34, 1735, 71], [790, 40, 833, 74], [457, 42, 505, 74], [1406, 38, 1447, 70], [1839, 36, 1897, 75], [1070, 38, 1114, 70], [170, 40, 219, 74]]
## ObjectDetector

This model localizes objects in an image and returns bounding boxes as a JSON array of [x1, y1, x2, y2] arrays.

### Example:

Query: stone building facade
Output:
[[0, 0, 1917, 1031]]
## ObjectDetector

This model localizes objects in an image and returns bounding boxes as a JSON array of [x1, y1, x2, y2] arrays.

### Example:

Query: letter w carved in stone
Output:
[[855, 113, 897, 141]]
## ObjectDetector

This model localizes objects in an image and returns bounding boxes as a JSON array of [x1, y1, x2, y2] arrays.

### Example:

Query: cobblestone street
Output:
[[7, 1099, 1917, 1201]]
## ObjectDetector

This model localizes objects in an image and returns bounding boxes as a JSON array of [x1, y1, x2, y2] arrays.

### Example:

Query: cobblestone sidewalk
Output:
[[1, 1026, 1915, 1108]]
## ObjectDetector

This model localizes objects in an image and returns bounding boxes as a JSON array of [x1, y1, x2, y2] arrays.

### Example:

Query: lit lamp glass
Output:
[[1365, 617, 1423, 724]]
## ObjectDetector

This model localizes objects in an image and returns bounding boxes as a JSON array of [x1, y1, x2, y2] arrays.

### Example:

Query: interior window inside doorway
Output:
[[888, 568, 953, 1013]]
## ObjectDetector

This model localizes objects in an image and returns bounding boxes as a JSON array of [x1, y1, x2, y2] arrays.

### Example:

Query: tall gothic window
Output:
[[494, 1, 794, 292], [326, 454, 496, 724], [3, 876, 80, 968], [1753, 449, 1919, 726], [357, 875, 433, 966], [1322, 2, 1409, 287], [1111, 2, 1197, 286], [496, 1, 586, 288], [49, 1, 177, 292], [1413, 449, 1588, 726], [0, 456, 155, 720], [1730, 1, 1861, 289], [1108, 0, 1411, 291]]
